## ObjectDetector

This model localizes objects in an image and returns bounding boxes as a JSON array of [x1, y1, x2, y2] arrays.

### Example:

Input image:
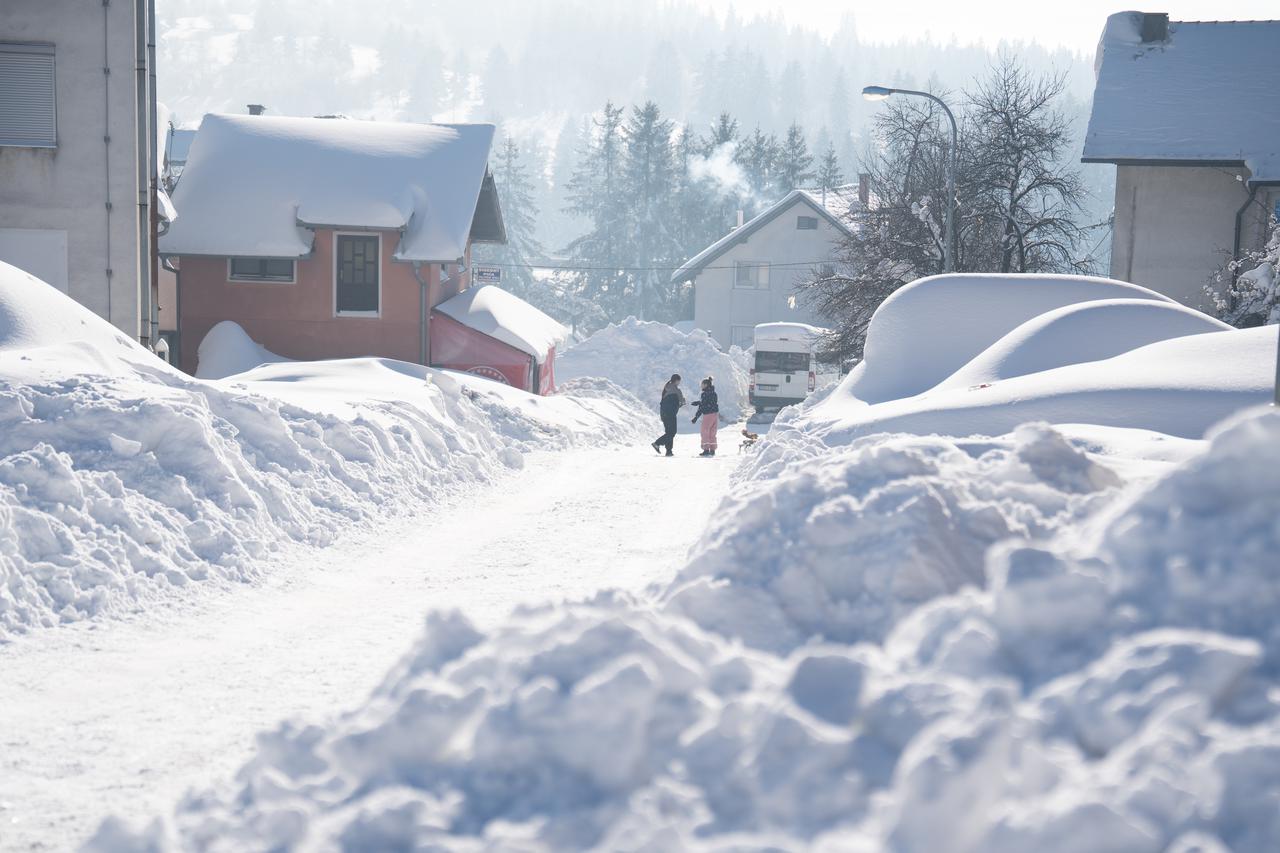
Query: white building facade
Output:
[[0, 0, 161, 345], [1083, 12, 1280, 310], [672, 190, 852, 349]]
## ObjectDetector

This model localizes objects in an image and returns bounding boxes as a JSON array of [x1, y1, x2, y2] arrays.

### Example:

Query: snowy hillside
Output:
[[89, 274, 1280, 851], [556, 317, 750, 427], [0, 263, 644, 640]]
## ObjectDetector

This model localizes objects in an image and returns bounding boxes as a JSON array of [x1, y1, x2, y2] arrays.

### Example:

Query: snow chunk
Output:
[[194, 320, 291, 379], [434, 284, 568, 362]]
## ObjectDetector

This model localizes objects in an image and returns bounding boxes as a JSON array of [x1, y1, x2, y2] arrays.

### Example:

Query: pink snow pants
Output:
[[700, 412, 719, 451]]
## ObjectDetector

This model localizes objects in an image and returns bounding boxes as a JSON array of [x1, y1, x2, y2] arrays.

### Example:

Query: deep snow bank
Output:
[[93, 410, 1280, 852], [0, 265, 644, 639], [556, 317, 749, 426]]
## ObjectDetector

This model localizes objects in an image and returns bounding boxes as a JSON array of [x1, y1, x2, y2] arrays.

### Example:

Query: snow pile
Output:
[[434, 284, 568, 362], [0, 264, 644, 639], [194, 320, 291, 379], [93, 409, 1280, 851], [664, 424, 1121, 653], [798, 273, 1275, 441], [556, 317, 750, 426]]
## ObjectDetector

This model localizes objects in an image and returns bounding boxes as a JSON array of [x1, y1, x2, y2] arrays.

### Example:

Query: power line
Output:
[[478, 259, 839, 273]]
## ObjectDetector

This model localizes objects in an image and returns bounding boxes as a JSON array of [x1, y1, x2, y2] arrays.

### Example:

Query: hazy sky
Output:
[[692, 1, 1277, 53]]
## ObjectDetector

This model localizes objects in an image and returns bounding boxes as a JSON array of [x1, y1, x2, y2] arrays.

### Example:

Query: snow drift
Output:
[[92, 409, 1280, 852], [556, 317, 749, 427], [0, 262, 644, 640]]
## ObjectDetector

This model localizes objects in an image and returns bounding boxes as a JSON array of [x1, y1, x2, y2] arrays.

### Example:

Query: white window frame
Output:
[[332, 231, 382, 318], [226, 257, 296, 283], [0, 42, 57, 148], [733, 261, 770, 290], [796, 215, 819, 230]]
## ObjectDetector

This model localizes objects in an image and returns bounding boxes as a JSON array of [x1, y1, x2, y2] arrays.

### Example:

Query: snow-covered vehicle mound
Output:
[[0, 263, 644, 640], [556, 317, 749, 427], [796, 273, 1275, 442], [92, 409, 1280, 852], [846, 272, 1173, 404]]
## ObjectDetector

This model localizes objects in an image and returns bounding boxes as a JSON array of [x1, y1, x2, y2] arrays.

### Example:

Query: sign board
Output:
[[473, 265, 502, 283]]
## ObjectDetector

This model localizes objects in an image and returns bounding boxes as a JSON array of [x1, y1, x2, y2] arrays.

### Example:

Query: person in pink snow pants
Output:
[[691, 376, 719, 457]]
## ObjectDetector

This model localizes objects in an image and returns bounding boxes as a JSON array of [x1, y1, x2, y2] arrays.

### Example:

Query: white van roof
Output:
[[753, 322, 826, 343]]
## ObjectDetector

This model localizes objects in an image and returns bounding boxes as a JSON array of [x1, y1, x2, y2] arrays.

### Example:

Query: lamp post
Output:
[[862, 85, 958, 274]]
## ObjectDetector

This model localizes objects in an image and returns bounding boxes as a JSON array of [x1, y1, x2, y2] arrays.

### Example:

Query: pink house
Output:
[[159, 114, 511, 379]]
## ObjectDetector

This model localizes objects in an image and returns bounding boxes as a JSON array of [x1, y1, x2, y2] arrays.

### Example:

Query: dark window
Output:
[[734, 261, 769, 289], [335, 234, 379, 314], [229, 257, 295, 281], [755, 351, 811, 373], [796, 215, 818, 230], [0, 42, 56, 148]]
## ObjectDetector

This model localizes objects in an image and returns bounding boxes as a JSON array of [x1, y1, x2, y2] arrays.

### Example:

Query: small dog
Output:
[[740, 428, 760, 453]]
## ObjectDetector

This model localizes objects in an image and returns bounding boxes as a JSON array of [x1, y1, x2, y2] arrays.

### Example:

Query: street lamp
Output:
[[862, 85, 958, 274]]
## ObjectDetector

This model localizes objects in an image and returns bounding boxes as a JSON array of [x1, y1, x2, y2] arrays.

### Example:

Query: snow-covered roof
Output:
[[160, 114, 497, 260], [1083, 13, 1280, 183], [670, 190, 853, 283], [433, 285, 568, 363]]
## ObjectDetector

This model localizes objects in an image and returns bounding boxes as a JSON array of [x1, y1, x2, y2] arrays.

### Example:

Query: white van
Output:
[[749, 322, 824, 412]]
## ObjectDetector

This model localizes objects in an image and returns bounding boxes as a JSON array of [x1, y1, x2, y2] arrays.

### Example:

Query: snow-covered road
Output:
[[0, 433, 735, 851]]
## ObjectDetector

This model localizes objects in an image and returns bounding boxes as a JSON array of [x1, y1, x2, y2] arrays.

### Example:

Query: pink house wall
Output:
[[175, 229, 472, 374]]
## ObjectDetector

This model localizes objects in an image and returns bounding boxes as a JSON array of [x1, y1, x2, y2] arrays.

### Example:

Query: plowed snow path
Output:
[[0, 434, 735, 850]]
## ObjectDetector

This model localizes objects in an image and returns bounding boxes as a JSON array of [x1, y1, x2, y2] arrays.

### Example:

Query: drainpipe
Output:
[[1231, 183, 1261, 287], [412, 261, 431, 366], [102, 0, 114, 322], [134, 0, 153, 345], [147, 0, 159, 347]]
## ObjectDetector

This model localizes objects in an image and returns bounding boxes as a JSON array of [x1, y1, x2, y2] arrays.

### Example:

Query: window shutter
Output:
[[0, 43, 57, 148]]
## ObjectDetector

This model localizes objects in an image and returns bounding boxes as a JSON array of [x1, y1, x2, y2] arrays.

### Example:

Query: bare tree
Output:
[[801, 56, 1093, 362], [966, 56, 1088, 273]]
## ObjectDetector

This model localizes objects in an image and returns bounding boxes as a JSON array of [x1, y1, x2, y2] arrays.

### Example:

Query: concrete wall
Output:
[[176, 229, 473, 375], [1111, 164, 1269, 309], [692, 201, 843, 348], [0, 0, 153, 340]]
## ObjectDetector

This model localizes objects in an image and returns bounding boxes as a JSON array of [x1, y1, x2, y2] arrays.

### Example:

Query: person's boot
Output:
[[652, 440, 662, 455], [665, 450, 674, 457]]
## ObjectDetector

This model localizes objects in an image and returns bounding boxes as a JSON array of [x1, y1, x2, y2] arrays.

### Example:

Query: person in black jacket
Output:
[[691, 376, 719, 456], [652, 374, 684, 456]]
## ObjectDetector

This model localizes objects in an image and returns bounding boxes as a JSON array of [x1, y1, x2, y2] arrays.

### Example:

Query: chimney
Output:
[[247, 103, 266, 116], [858, 173, 870, 206], [1139, 12, 1169, 43], [735, 209, 744, 229]]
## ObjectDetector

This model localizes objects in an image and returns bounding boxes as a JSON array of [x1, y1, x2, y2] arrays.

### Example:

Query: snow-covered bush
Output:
[[1207, 217, 1280, 328], [556, 317, 749, 426]]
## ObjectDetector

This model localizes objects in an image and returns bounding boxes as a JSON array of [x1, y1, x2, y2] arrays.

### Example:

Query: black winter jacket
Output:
[[692, 387, 719, 419], [659, 387, 685, 418]]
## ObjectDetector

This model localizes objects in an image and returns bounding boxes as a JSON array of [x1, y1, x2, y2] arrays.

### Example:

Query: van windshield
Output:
[[755, 351, 811, 372]]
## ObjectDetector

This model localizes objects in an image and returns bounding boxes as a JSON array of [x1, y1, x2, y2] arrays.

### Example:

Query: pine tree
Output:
[[474, 137, 545, 300], [777, 124, 815, 192], [562, 102, 628, 326], [620, 102, 680, 321], [735, 127, 780, 209], [817, 142, 844, 194]]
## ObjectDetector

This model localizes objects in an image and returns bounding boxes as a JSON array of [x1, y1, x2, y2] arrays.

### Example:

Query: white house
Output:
[[0, 0, 165, 347], [672, 189, 854, 349], [1083, 11, 1280, 310]]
